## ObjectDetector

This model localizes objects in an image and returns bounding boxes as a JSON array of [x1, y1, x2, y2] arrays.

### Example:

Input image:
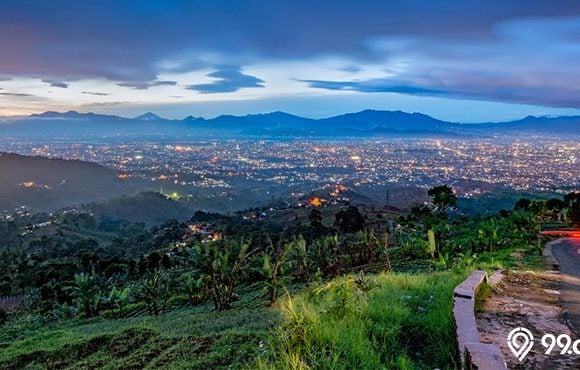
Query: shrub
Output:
[[0, 308, 7, 326]]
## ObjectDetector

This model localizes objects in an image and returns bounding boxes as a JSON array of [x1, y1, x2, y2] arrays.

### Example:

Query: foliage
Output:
[[0, 308, 7, 326], [106, 286, 130, 318], [428, 185, 457, 218], [0, 185, 572, 368], [137, 269, 174, 315], [72, 273, 101, 318], [180, 272, 206, 307], [191, 238, 258, 311], [262, 239, 292, 306], [334, 206, 365, 233], [258, 271, 466, 369]]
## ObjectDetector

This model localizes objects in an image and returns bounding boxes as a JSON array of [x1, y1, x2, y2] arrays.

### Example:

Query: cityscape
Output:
[[1, 136, 576, 198], [1, 1, 579, 369]]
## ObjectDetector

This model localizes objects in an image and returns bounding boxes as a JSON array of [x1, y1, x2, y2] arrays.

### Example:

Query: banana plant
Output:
[[72, 272, 101, 317], [181, 273, 205, 307], [192, 238, 258, 311], [262, 239, 291, 306], [107, 286, 130, 318]]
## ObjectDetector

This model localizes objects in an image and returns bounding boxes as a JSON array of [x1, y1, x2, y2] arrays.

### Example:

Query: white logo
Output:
[[507, 327, 534, 361]]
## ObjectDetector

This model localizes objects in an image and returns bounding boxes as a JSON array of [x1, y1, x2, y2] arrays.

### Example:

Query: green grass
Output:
[[257, 270, 468, 369], [0, 244, 547, 369], [0, 305, 280, 369], [475, 244, 548, 272]]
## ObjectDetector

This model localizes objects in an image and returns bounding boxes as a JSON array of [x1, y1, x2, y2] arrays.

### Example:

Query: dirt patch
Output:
[[476, 271, 580, 369]]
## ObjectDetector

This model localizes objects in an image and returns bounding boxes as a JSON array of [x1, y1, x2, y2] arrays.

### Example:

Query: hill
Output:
[[0, 153, 148, 212], [86, 192, 195, 225]]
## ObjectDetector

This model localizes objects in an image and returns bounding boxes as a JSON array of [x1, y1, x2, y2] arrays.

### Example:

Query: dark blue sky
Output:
[[0, 0, 579, 121]]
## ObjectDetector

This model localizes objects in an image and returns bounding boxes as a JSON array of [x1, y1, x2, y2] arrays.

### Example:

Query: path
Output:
[[551, 237, 580, 335]]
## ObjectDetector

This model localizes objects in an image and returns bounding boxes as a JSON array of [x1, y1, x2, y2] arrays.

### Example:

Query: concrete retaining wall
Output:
[[543, 239, 560, 271], [453, 270, 507, 370]]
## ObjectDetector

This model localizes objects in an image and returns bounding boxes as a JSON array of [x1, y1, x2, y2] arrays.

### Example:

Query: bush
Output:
[[0, 308, 8, 326]]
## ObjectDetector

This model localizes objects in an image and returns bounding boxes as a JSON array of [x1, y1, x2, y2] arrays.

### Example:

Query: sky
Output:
[[0, 0, 580, 122]]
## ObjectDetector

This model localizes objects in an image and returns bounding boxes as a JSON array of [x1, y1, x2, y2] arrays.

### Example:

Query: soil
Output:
[[476, 271, 580, 369]]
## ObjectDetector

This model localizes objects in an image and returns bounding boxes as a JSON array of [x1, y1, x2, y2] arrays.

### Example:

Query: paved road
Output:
[[552, 238, 580, 336]]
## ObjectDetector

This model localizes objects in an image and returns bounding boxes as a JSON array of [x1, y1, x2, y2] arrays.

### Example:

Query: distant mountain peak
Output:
[[135, 112, 164, 121], [32, 110, 85, 119], [181, 115, 203, 122], [7, 109, 578, 137]]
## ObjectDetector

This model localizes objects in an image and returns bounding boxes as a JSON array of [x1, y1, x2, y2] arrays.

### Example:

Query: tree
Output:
[[380, 231, 391, 272], [0, 308, 7, 326], [564, 191, 580, 204], [310, 235, 340, 278], [308, 209, 323, 227], [404, 205, 436, 229], [356, 231, 381, 264], [546, 198, 566, 211], [529, 200, 547, 228], [335, 206, 365, 234], [427, 185, 457, 218], [514, 198, 531, 211], [570, 198, 580, 227], [564, 192, 580, 227], [426, 229, 437, 271]]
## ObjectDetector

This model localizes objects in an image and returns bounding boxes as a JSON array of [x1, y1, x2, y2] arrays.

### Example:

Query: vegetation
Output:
[[0, 187, 577, 368], [258, 271, 467, 369]]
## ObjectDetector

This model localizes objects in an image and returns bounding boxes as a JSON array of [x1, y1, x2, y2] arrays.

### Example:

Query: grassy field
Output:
[[255, 244, 547, 369], [256, 270, 468, 369], [0, 244, 546, 369], [0, 280, 283, 370], [0, 304, 280, 369]]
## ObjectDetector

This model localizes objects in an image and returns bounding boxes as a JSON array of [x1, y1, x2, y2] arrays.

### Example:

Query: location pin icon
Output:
[[507, 327, 534, 362]]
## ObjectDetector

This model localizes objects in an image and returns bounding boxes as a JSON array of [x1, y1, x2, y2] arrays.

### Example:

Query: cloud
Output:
[[302, 79, 444, 96], [186, 67, 264, 93], [117, 80, 177, 90], [1, 1, 578, 84], [301, 77, 580, 108], [0, 2, 579, 110], [81, 101, 133, 108], [82, 91, 110, 96], [42, 79, 69, 88], [299, 16, 580, 108], [0, 92, 34, 97]]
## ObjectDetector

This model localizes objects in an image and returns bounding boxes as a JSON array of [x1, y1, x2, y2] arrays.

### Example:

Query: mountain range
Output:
[[0, 109, 578, 137]]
